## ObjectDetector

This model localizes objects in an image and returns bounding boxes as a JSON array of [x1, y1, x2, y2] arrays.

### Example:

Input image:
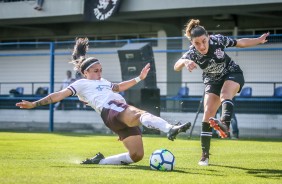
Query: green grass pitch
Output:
[[0, 132, 281, 184]]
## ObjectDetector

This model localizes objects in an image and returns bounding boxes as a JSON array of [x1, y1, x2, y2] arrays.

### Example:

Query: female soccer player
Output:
[[174, 19, 269, 166], [16, 37, 191, 165]]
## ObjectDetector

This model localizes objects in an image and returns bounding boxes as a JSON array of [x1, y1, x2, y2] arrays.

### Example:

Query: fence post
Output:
[[49, 42, 55, 132]]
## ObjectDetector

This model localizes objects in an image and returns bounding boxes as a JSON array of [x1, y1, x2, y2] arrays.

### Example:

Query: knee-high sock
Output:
[[139, 113, 173, 133], [201, 122, 212, 155], [221, 99, 234, 127], [99, 152, 134, 165]]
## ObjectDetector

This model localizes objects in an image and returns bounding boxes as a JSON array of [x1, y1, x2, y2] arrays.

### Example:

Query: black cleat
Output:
[[167, 122, 191, 141], [81, 152, 105, 164]]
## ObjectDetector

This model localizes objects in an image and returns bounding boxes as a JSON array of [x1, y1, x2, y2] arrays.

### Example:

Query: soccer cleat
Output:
[[81, 152, 105, 164], [198, 152, 209, 166], [208, 118, 229, 138], [167, 122, 191, 141], [232, 132, 239, 140]]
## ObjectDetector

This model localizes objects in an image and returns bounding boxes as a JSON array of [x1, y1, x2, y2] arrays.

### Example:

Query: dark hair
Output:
[[72, 37, 89, 60], [185, 19, 208, 40], [70, 37, 100, 74]]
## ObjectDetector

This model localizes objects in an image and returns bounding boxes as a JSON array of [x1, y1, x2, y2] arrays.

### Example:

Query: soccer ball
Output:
[[149, 149, 175, 171]]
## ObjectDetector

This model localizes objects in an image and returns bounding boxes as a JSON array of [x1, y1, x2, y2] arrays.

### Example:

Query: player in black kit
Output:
[[174, 19, 269, 166]]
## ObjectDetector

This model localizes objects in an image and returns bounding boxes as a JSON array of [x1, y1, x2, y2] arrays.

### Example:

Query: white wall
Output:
[[0, 41, 281, 96], [0, 31, 169, 95]]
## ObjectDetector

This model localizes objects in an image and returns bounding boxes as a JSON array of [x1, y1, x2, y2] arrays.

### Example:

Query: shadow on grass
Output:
[[211, 164, 282, 179], [52, 164, 224, 176]]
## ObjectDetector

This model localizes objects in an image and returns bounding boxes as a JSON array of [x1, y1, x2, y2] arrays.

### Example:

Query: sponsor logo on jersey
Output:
[[204, 60, 225, 74]]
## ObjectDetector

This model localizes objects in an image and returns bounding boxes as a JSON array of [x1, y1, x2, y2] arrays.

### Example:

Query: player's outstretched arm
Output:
[[139, 63, 151, 80], [174, 58, 197, 72], [236, 32, 269, 48], [113, 63, 151, 92], [16, 88, 72, 109]]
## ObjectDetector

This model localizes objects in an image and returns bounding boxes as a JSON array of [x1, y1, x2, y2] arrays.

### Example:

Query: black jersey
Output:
[[181, 34, 243, 84]]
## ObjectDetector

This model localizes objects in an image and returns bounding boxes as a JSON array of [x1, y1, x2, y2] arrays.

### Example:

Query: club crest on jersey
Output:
[[96, 85, 111, 91], [214, 48, 224, 59]]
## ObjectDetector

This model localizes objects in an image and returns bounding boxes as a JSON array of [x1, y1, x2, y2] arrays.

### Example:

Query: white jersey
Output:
[[67, 78, 126, 114]]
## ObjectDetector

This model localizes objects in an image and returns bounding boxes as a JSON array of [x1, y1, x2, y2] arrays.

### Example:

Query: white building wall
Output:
[[0, 41, 281, 96]]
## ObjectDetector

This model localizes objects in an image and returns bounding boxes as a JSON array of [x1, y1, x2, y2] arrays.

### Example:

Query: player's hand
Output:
[[16, 100, 35, 109], [139, 63, 151, 80], [184, 60, 197, 72], [258, 32, 270, 44]]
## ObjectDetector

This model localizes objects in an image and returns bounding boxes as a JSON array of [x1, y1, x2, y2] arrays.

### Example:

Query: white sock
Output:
[[99, 152, 134, 165], [139, 113, 172, 133]]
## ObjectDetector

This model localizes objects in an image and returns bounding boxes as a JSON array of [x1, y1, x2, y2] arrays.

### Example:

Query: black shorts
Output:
[[101, 100, 141, 141], [205, 73, 245, 96]]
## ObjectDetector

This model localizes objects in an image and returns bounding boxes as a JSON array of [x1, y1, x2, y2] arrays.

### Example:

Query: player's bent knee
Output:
[[130, 151, 144, 162]]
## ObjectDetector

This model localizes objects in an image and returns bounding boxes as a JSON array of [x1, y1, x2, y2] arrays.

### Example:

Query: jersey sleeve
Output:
[[181, 49, 197, 61], [215, 34, 237, 48], [67, 80, 81, 96]]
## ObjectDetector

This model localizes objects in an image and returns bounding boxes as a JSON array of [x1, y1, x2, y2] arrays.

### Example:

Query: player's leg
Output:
[[81, 126, 143, 165], [98, 135, 144, 165], [209, 78, 242, 138], [100, 100, 184, 135], [122, 135, 144, 162], [81, 101, 143, 165], [219, 80, 240, 129], [119, 105, 171, 131], [221, 79, 239, 114], [211, 73, 244, 138], [199, 91, 221, 166], [119, 105, 191, 140]]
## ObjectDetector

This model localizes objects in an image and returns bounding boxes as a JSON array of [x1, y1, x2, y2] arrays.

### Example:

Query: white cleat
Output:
[[198, 152, 209, 166], [198, 158, 209, 166]]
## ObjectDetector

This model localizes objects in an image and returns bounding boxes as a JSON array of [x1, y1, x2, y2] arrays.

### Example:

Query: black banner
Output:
[[84, 0, 121, 21]]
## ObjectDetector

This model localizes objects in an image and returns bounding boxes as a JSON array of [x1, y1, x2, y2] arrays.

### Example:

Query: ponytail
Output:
[[185, 19, 207, 40], [72, 37, 89, 60], [70, 37, 100, 74]]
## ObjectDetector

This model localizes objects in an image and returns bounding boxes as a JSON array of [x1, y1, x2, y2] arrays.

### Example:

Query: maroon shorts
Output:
[[101, 100, 142, 140]]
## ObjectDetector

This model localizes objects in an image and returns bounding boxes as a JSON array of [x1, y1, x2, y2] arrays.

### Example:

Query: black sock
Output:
[[201, 122, 212, 156], [221, 99, 234, 128], [225, 121, 231, 128]]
